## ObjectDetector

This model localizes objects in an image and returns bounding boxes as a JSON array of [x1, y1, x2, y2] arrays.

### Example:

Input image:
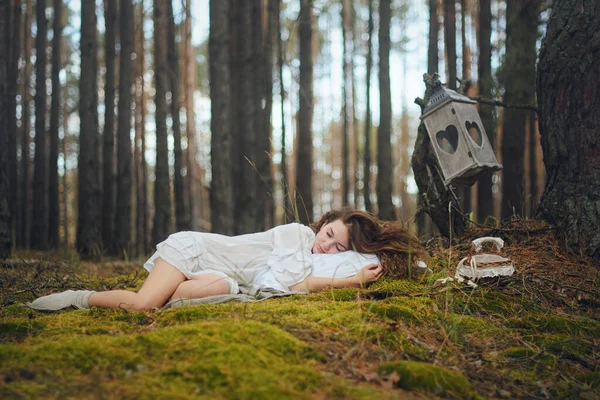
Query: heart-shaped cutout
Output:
[[435, 125, 459, 154], [465, 121, 483, 146]]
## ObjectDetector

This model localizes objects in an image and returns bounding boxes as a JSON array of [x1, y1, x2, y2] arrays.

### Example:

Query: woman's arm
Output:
[[289, 264, 383, 292]]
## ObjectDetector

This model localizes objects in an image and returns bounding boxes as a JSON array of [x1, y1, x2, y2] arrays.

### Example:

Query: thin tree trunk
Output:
[[31, 0, 49, 249], [48, 0, 62, 247], [77, 0, 102, 256], [151, 0, 172, 246], [0, 0, 12, 258], [166, 0, 190, 232], [377, 0, 395, 221], [209, 0, 234, 234], [18, 0, 32, 248], [459, 0, 471, 213], [363, 0, 373, 213], [341, 0, 350, 206], [114, 0, 134, 255], [296, 0, 314, 224], [428, 0, 439, 74], [350, 1, 359, 208], [476, 0, 494, 222], [62, 81, 69, 245], [443, 0, 457, 89], [183, 0, 196, 230], [102, 0, 116, 250]]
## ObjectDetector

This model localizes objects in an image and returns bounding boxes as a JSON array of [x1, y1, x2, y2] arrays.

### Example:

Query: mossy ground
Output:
[[1, 222, 599, 399]]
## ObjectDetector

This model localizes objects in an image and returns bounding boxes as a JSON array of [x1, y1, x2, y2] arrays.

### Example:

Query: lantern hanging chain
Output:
[[468, 95, 539, 114]]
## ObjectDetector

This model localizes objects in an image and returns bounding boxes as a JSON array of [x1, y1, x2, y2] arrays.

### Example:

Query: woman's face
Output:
[[312, 219, 350, 254]]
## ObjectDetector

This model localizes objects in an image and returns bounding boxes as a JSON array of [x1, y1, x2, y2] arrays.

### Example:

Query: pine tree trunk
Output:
[[48, 0, 62, 247], [76, 0, 102, 256], [501, 0, 538, 218], [114, 0, 134, 255], [427, 0, 439, 75], [537, 0, 600, 264], [102, 0, 116, 250], [443, 0, 456, 89], [151, 0, 172, 246], [31, 0, 49, 249], [7, 0, 21, 246], [459, 0, 471, 213], [166, 0, 190, 233], [341, 0, 350, 206], [476, 0, 495, 222], [209, 0, 235, 235], [183, 0, 196, 230], [0, 0, 12, 259], [18, 0, 32, 247], [363, 0, 373, 213], [376, 0, 395, 221], [296, 0, 314, 224]]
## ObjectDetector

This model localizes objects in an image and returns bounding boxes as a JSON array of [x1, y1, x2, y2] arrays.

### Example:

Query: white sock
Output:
[[25, 290, 95, 311]]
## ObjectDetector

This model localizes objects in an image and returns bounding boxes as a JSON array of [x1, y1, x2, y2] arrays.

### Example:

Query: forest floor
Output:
[[1, 219, 599, 399]]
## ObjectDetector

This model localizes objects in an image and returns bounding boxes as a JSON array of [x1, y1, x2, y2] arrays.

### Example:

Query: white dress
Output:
[[144, 223, 315, 294]]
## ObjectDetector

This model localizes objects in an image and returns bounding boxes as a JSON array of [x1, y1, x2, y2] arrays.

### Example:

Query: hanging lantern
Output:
[[420, 79, 502, 186]]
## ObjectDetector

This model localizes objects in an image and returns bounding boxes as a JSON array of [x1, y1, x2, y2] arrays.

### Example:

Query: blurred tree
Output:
[[427, 0, 439, 75], [501, 0, 539, 218], [102, 0, 116, 250], [31, 0, 49, 249], [8, 1, 21, 245], [476, 0, 495, 222], [209, 0, 235, 234], [0, 0, 11, 259], [363, 0, 373, 213], [296, 0, 315, 224], [537, 0, 600, 264], [114, 0, 134, 255], [18, 0, 32, 247], [48, 0, 62, 247], [167, 0, 191, 233], [341, 0, 351, 206], [151, 0, 172, 245], [377, 0, 395, 221], [76, 0, 102, 256]]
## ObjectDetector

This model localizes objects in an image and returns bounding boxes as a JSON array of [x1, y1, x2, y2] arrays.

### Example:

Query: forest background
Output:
[[0, 0, 596, 264]]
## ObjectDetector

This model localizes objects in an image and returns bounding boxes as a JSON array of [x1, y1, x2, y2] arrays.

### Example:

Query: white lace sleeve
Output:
[[266, 223, 315, 288]]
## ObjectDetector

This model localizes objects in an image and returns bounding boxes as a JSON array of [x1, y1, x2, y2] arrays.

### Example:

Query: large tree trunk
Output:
[[48, 0, 62, 247], [8, 0, 21, 246], [501, 0, 539, 218], [376, 0, 395, 221], [151, 0, 172, 246], [459, 0, 471, 213], [166, 0, 191, 233], [209, 0, 235, 235], [427, 0, 439, 75], [537, 0, 600, 264], [31, 0, 49, 249], [114, 0, 134, 255], [443, 0, 456, 89], [18, 0, 33, 247], [0, 0, 12, 259], [182, 0, 196, 230], [102, 0, 116, 250], [341, 0, 350, 206], [296, 0, 314, 224], [76, 0, 102, 256], [476, 0, 494, 222], [363, 0, 373, 213]]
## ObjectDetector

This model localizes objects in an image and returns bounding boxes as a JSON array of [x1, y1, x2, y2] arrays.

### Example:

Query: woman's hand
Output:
[[355, 264, 384, 286]]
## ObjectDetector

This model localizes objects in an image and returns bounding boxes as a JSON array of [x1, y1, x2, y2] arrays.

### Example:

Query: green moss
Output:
[[369, 303, 420, 322], [532, 334, 594, 358], [378, 360, 480, 399], [0, 320, 45, 343], [309, 287, 361, 302], [368, 278, 425, 294], [508, 315, 600, 336], [503, 347, 538, 359]]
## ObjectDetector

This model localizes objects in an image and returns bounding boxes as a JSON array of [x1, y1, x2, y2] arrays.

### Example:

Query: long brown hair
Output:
[[311, 208, 426, 278]]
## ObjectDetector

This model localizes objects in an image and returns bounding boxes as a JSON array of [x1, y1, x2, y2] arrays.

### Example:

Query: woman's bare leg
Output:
[[88, 258, 186, 311], [168, 274, 232, 302]]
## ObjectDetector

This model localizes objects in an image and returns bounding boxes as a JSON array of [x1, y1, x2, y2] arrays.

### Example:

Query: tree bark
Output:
[[296, 0, 314, 224], [537, 0, 600, 264], [182, 0, 196, 230], [501, 0, 539, 218], [8, 0, 21, 246], [0, 0, 12, 259], [134, 1, 147, 254], [427, 0, 439, 75], [443, 0, 456, 89], [166, 0, 191, 233], [31, 0, 49, 249], [341, 0, 350, 206], [76, 0, 102, 256], [18, 0, 32, 247], [376, 0, 395, 221], [209, 0, 235, 235], [48, 0, 62, 247], [151, 0, 172, 246], [363, 0, 373, 213], [114, 0, 134, 255], [102, 0, 116, 250], [476, 0, 494, 222]]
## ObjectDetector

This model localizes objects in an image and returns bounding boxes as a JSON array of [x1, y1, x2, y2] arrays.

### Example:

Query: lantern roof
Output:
[[420, 80, 476, 119]]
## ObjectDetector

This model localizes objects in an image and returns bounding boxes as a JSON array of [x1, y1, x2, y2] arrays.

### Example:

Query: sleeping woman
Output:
[[26, 208, 425, 311]]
